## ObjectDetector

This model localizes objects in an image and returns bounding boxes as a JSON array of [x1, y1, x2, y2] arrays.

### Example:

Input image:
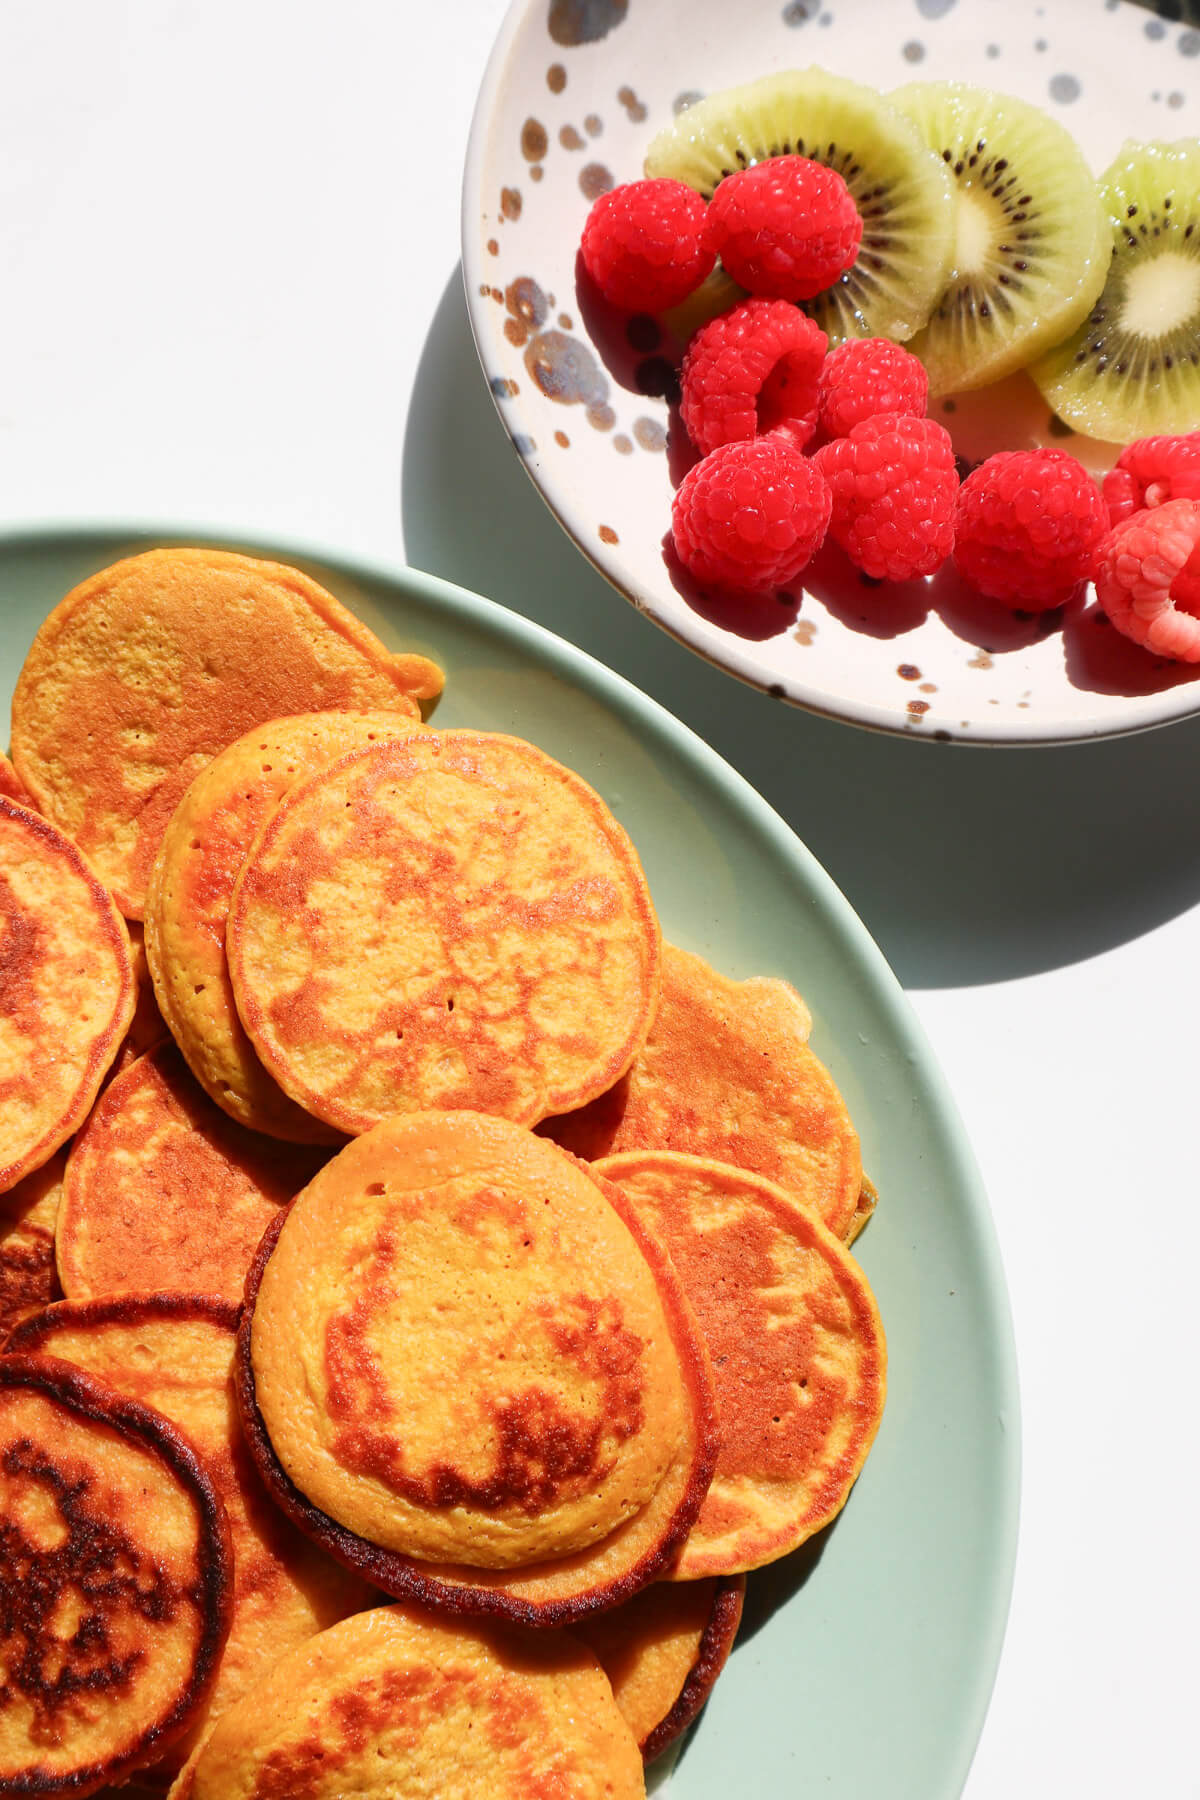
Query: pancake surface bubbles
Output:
[[225, 732, 661, 1133], [0, 1354, 231, 1794], [544, 943, 862, 1240], [5, 1295, 374, 1774], [170, 1603, 645, 1800], [55, 1041, 326, 1303], [595, 1152, 886, 1577], [145, 710, 425, 1142], [9, 549, 442, 919], [247, 1113, 692, 1574], [0, 799, 135, 1194]]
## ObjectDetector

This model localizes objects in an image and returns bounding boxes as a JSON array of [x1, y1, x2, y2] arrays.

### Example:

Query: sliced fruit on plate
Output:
[[644, 68, 955, 347], [1029, 138, 1200, 444], [891, 80, 1110, 397]]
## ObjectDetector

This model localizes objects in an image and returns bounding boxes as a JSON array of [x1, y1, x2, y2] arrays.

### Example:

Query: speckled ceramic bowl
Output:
[[463, 0, 1200, 744]]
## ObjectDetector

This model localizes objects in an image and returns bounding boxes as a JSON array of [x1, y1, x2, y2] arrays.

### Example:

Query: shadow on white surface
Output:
[[401, 269, 1200, 991]]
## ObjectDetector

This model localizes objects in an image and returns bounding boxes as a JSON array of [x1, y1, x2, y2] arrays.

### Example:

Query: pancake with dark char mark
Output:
[[166, 1602, 645, 1800], [238, 1111, 717, 1626], [594, 1152, 886, 1577], [0, 1353, 232, 1795], [224, 731, 661, 1134], [573, 1574, 745, 1761], [9, 548, 442, 919], [0, 1149, 65, 1340], [145, 710, 425, 1143], [543, 943, 864, 1241], [6, 1295, 375, 1777], [0, 798, 136, 1195], [55, 1041, 327, 1304]]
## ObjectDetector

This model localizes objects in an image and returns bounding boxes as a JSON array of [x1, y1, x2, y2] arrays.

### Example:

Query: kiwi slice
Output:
[[891, 81, 1109, 397], [643, 68, 955, 347], [1029, 139, 1200, 444]]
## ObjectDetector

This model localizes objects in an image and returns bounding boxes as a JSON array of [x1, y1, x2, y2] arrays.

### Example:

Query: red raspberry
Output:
[[954, 448, 1107, 609], [702, 156, 863, 301], [1102, 433, 1200, 526], [1094, 498, 1200, 661], [811, 414, 957, 582], [672, 436, 831, 596], [579, 178, 714, 314], [680, 298, 827, 457], [818, 337, 929, 439]]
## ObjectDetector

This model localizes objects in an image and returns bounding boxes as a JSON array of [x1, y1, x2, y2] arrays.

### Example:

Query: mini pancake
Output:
[[6, 1295, 375, 1775], [225, 731, 662, 1134], [166, 1602, 645, 1800], [0, 1353, 232, 1795], [9, 548, 443, 918], [573, 1574, 745, 1762], [0, 1149, 64, 1339], [0, 798, 136, 1195], [145, 710, 426, 1143], [238, 1111, 717, 1626], [543, 943, 862, 1241], [56, 1041, 326, 1304], [0, 751, 33, 808], [594, 1152, 886, 1578]]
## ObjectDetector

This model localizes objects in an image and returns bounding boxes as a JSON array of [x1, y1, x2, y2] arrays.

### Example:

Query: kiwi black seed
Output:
[[1030, 138, 1200, 444], [890, 81, 1109, 397], [644, 67, 955, 348]]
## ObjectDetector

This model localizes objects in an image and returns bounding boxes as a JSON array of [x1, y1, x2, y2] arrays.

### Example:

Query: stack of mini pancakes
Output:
[[0, 549, 885, 1799]]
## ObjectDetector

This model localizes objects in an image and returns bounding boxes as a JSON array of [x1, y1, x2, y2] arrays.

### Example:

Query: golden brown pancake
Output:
[[0, 1353, 232, 1794], [225, 731, 662, 1135], [544, 943, 862, 1241], [239, 1111, 717, 1625], [573, 1574, 745, 1761], [105, 920, 170, 1087], [9, 548, 442, 918], [0, 1148, 64, 1339], [145, 711, 425, 1143], [55, 1041, 326, 1304], [0, 751, 33, 808], [0, 798, 136, 1195], [6, 1295, 375, 1775], [594, 1151, 886, 1578], [166, 1602, 645, 1800], [846, 1173, 879, 1247]]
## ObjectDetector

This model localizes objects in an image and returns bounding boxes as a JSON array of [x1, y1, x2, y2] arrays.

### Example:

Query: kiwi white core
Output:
[[954, 189, 1002, 278], [1119, 253, 1200, 341]]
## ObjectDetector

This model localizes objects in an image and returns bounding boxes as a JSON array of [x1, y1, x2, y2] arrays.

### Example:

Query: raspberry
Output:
[[671, 436, 831, 596], [1094, 498, 1200, 662], [702, 156, 863, 301], [1101, 433, 1200, 527], [811, 415, 957, 582], [953, 448, 1108, 609], [818, 337, 929, 440], [579, 178, 714, 314], [680, 298, 827, 457]]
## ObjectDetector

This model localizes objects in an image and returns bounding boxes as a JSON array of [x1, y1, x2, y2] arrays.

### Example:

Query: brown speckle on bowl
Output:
[[599, 524, 619, 543], [560, 123, 585, 149], [487, 239, 499, 256], [549, 0, 628, 46], [969, 649, 993, 670], [614, 434, 633, 454], [585, 113, 603, 135], [521, 118, 549, 161], [507, 277, 551, 329], [907, 699, 930, 716], [555, 430, 570, 447], [633, 417, 667, 453], [547, 62, 567, 92], [617, 83, 648, 121], [897, 663, 921, 680], [501, 186, 523, 220], [920, 682, 937, 693], [588, 402, 617, 431], [794, 620, 817, 646], [580, 162, 615, 200], [526, 329, 610, 407], [531, 164, 545, 181], [558, 312, 574, 329]]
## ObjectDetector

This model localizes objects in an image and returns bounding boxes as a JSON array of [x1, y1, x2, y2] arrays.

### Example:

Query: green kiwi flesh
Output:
[[891, 81, 1109, 398], [643, 68, 955, 348], [1030, 139, 1200, 444]]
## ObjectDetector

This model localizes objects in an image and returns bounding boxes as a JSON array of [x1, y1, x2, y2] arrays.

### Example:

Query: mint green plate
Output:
[[0, 527, 1018, 1800]]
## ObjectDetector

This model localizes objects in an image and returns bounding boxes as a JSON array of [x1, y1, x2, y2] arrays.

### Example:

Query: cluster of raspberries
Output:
[[582, 177, 1200, 660]]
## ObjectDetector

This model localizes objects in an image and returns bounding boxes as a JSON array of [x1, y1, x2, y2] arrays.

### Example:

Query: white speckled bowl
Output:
[[463, 0, 1200, 743]]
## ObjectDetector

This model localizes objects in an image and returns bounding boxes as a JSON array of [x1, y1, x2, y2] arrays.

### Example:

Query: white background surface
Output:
[[1, 2, 1195, 1795]]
